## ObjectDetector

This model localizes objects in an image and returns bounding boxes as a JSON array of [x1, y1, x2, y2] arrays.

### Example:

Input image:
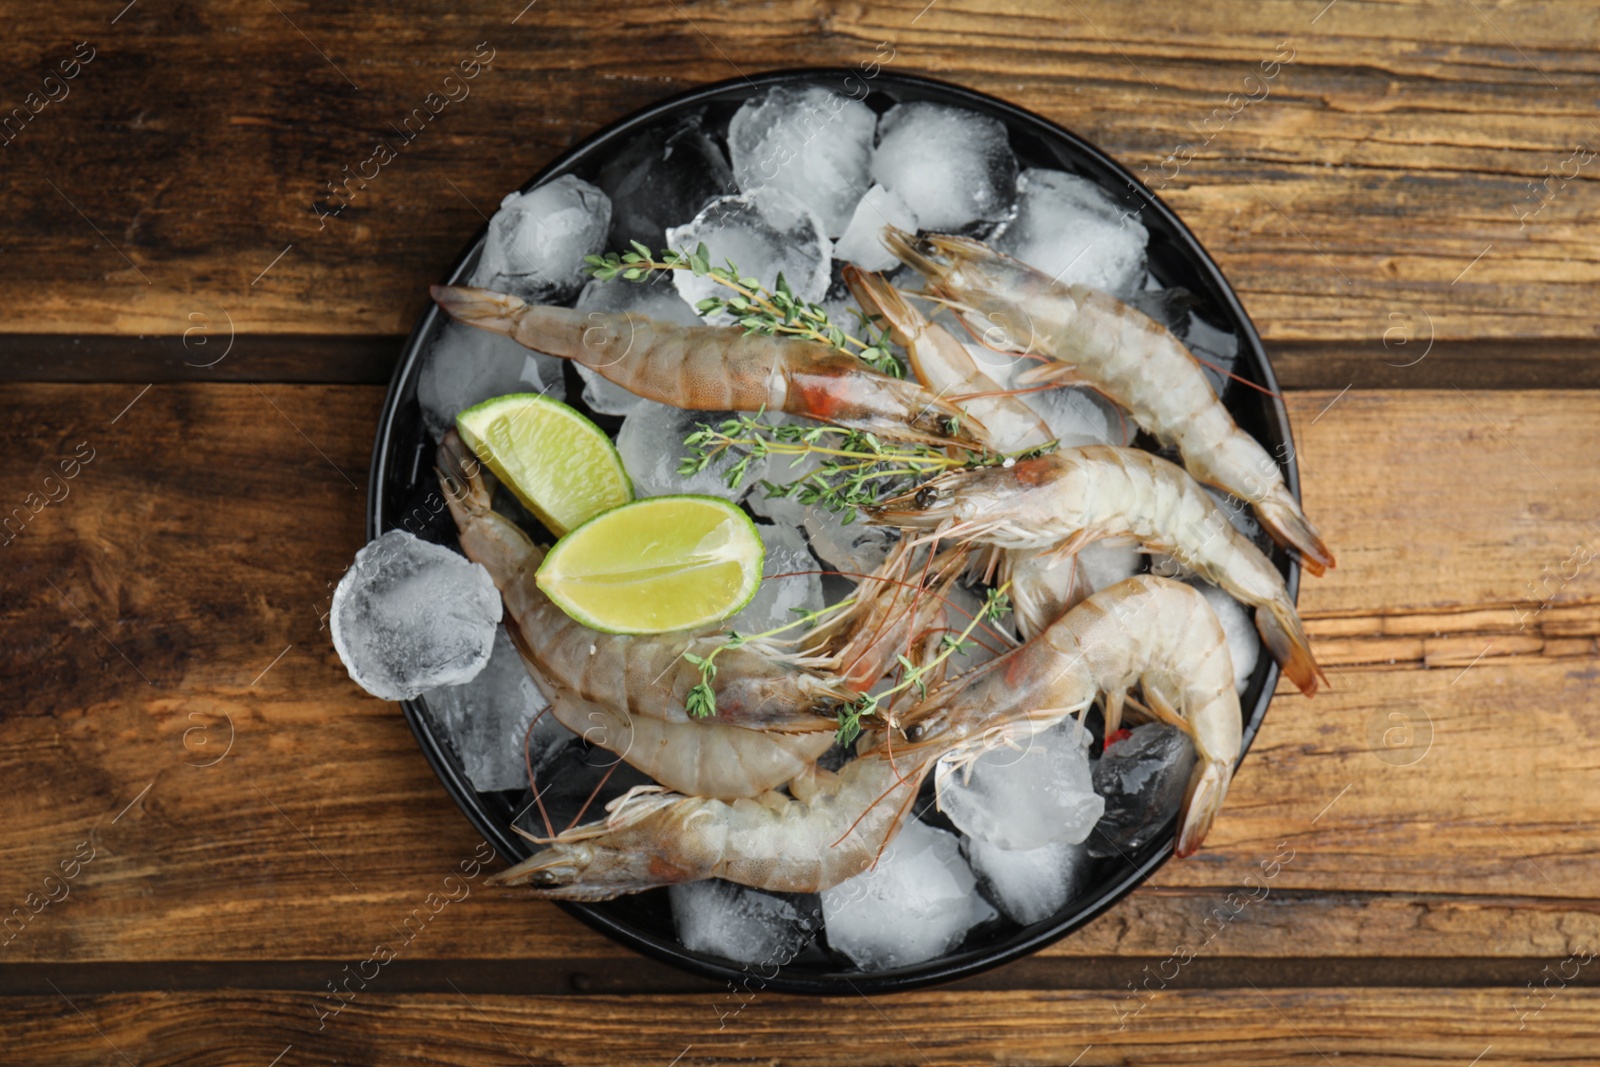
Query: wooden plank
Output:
[[2, 384, 1598, 967], [12, 335, 1600, 393], [3, 1, 1600, 342], [3, 987, 1596, 1065]]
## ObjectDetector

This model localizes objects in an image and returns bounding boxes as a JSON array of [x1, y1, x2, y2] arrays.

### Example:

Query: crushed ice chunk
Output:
[[936, 720, 1104, 850], [1192, 581, 1260, 694], [992, 169, 1148, 297], [666, 191, 832, 321], [871, 102, 1017, 231], [1025, 386, 1125, 448], [822, 819, 991, 970], [616, 402, 767, 502], [1077, 540, 1141, 593], [471, 175, 611, 303], [728, 522, 823, 634], [422, 626, 573, 792], [728, 85, 877, 238], [966, 834, 1089, 925], [596, 112, 738, 251], [331, 530, 502, 702], [1089, 722, 1196, 858], [416, 321, 565, 441], [669, 880, 821, 966], [834, 184, 919, 271], [1184, 311, 1243, 396], [802, 505, 897, 576]]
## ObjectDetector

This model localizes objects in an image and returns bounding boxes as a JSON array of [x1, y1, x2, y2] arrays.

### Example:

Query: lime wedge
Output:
[[536, 496, 765, 634], [456, 393, 632, 535]]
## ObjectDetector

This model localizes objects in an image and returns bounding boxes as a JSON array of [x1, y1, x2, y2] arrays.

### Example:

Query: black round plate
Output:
[[368, 68, 1301, 996]]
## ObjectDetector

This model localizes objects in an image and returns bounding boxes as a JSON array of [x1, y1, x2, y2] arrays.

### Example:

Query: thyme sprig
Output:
[[680, 413, 1054, 520], [834, 583, 1013, 746], [583, 242, 904, 377], [683, 597, 857, 720]]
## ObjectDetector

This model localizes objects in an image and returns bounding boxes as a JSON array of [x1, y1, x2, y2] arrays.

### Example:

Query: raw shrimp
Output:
[[865, 446, 1325, 697], [844, 266, 1049, 454], [438, 432, 857, 800], [488, 746, 930, 899], [848, 267, 1092, 637], [439, 431, 847, 733], [900, 575, 1242, 858], [430, 284, 979, 448], [544, 690, 835, 803], [881, 228, 1336, 575], [490, 576, 1240, 897]]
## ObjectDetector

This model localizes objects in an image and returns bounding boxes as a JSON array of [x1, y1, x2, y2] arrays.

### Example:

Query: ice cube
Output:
[[802, 505, 897, 577], [596, 112, 738, 251], [666, 191, 832, 320], [669, 880, 821, 967], [331, 530, 502, 702], [834, 184, 919, 271], [1025, 385, 1126, 448], [1183, 311, 1242, 396], [935, 720, 1104, 850], [1089, 722, 1197, 858], [615, 402, 768, 502], [1193, 581, 1260, 694], [471, 175, 611, 304], [1077, 540, 1141, 593], [422, 627, 573, 792], [728, 85, 877, 238], [822, 819, 991, 970], [965, 834, 1089, 925], [871, 102, 1018, 231], [992, 169, 1148, 297], [728, 522, 824, 635], [747, 447, 822, 527], [571, 275, 706, 415], [416, 321, 566, 441]]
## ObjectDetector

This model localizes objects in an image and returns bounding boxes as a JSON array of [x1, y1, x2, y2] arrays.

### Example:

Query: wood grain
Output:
[[3, 987, 1596, 1065], [1, 383, 1597, 973], [4, 1, 1600, 342]]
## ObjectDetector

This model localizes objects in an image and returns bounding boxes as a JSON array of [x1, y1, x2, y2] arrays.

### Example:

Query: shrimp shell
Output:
[[493, 575, 1242, 897], [881, 228, 1336, 575], [430, 284, 980, 448], [865, 446, 1325, 696]]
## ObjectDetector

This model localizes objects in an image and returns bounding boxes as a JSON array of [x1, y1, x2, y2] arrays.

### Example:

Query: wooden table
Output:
[[6, 1, 1598, 1062]]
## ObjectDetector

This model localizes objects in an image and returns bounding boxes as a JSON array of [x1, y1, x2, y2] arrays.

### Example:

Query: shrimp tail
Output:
[[431, 285, 590, 361], [1256, 496, 1336, 576], [1175, 757, 1231, 858], [432, 283, 526, 334], [1256, 601, 1327, 698], [844, 265, 918, 340]]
